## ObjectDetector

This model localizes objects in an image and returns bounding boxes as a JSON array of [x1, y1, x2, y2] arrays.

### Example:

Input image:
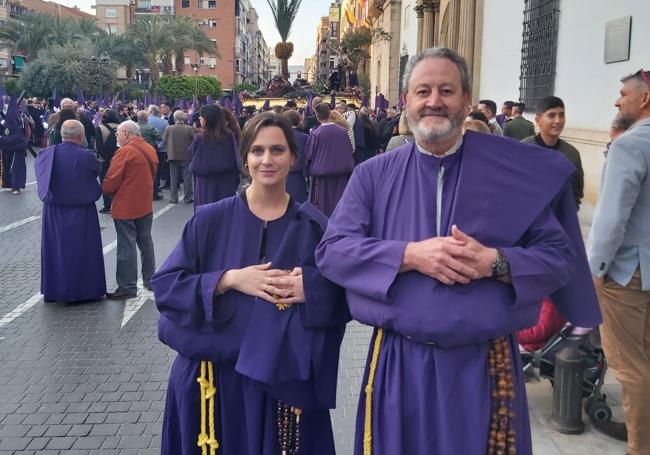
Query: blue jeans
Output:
[[114, 214, 155, 293]]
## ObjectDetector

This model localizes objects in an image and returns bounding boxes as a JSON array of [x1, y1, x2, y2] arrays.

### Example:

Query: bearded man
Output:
[[316, 47, 601, 454]]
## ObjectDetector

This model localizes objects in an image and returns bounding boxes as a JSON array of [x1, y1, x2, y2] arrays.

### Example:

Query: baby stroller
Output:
[[520, 323, 614, 424]]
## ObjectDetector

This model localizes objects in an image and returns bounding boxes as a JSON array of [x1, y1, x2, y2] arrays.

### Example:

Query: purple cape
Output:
[[315, 133, 602, 454], [286, 127, 308, 203], [35, 143, 106, 302], [305, 123, 354, 217], [188, 133, 241, 209], [151, 195, 348, 454]]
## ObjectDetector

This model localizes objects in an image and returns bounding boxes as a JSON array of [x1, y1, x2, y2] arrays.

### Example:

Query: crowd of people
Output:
[[2, 45, 649, 455]]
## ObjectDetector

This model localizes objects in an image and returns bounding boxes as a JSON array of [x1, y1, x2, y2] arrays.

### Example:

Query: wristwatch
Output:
[[491, 249, 511, 278]]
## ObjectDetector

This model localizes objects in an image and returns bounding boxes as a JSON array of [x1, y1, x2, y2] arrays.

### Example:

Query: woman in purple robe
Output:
[[152, 112, 349, 455], [282, 110, 308, 203], [0, 97, 28, 194], [189, 105, 242, 209]]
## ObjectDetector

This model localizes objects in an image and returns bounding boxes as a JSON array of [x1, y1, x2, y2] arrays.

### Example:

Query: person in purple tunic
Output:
[[189, 105, 242, 209], [35, 120, 106, 302], [282, 110, 308, 203], [0, 97, 28, 195], [152, 112, 349, 455], [316, 47, 602, 455], [305, 103, 354, 217]]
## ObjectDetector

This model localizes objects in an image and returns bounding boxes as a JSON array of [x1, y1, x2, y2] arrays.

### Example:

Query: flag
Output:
[[223, 97, 232, 110], [206, 95, 213, 106], [51, 87, 60, 109], [111, 92, 119, 110], [75, 88, 86, 107], [233, 92, 243, 116], [375, 93, 386, 114], [92, 110, 102, 128], [261, 99, 270, 111], [219, 95, 226, 106], [192, 95, 199, 113]]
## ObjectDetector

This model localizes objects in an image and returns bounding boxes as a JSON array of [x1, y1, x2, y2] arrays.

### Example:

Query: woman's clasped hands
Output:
[[217, 263, 305, 307]]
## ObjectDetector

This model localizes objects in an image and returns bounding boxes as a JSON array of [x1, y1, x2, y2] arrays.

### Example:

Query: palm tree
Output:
[[266, 0, 302, 79], [167, 16, 218, 75], [94, 32, 144, 79], [0, 13, 53, 60], [127, 16, 172, 84]]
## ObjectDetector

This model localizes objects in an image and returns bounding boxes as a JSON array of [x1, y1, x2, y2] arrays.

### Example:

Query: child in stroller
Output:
[[519, 319, 626, 441]]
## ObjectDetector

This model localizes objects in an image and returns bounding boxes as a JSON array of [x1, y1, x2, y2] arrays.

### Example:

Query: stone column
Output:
[[415, 3, 424, 52], [457, 0, 476, 73], [446, 0, 460, 50], [421, 0, 436, 49]]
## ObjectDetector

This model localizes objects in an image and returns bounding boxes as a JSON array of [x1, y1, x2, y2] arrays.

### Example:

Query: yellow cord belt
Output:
[[363, 328, 384, 455], [197, 360, 219, 455]]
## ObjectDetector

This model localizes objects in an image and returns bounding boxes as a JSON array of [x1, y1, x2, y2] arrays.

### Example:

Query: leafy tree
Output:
[[153, 75, 222, 103], [233, 82, 258, 92], [93, 32, 145, 79], [4, 78, 21, 96], [0, 13, 54, 61], [266, 0, 302, 79], [19, 42, 118, 97], [168, 16, 219, 74]]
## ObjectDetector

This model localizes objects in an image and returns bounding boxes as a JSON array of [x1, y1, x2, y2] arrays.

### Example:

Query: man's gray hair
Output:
[[336, 101, 348, 111], [119, 120, 141, 136], [60, 120, 85, 140], [173, 110, 186, 122], [621, 70, 650, 92], [148, 104, 160, 116], [402, 47, 471, 95], [60, 98, 75, 109], [136, 110, 148, 123]]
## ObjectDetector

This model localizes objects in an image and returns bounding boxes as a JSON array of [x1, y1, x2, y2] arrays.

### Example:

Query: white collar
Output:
[[416, 136, 463, 158]]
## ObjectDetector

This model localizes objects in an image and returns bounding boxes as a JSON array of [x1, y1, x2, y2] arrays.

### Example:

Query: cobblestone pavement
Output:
[[0, 154, 627, 454]]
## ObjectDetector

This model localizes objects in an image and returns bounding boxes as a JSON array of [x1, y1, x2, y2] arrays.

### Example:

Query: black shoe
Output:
[[184, 199, 194, 204], [153, 193, 163, 201], [99, 207, 111, 214], [592, 419, 627, 441], [106, 289, 137, 300]]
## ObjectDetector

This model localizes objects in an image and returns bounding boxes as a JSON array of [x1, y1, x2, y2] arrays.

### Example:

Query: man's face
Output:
[[615, 80, 650, 127], [161, 105, 170, 115], [61, 101, 74, 110], [335, 104, 345, 114], [404, 57, 469, 144], [502, 103, 512, 117], [535, 107, 565, 139], [478, 103, 494, 120]]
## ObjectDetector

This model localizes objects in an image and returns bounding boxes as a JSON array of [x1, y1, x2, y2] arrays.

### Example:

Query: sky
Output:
[[56, 0, 325, 66]]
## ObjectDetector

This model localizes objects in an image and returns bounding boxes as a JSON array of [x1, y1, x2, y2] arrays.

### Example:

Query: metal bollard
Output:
[[550, 346, 585, 434]]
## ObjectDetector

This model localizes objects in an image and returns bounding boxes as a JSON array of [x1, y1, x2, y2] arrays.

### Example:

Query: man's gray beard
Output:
[[406, 110, 464, 144], [616, 112, 636, 130]]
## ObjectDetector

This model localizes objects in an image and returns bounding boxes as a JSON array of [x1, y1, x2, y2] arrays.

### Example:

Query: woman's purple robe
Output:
[[35, 143, 106, 302], [189, 132, 241, 209], [305, 123, 354, 217], [286, 127, 308, 203], [152, 194, 349, 455], [316, 133, 602, 454]]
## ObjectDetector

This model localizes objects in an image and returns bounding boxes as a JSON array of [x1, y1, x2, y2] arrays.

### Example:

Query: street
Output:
[[0, 153, 627, 454]]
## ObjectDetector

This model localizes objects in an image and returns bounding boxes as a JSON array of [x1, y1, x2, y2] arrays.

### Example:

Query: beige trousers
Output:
[[598, 271, 650, 455]]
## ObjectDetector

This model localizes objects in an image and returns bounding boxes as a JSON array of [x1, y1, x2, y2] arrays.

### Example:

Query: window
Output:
[[184, 56, 191, 65], [208, 0, 216, 8], [199, 57, 206, 65], [182, 0, 189, 7], [209, 57, 217, 66], [105, 8, 117, 17], [209, 19, 217, 27], [0, 20, 5, 27], [519, 0, 560, 111]]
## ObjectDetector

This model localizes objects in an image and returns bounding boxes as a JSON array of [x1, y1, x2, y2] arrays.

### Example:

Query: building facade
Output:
[[367, 0, 402, 107]]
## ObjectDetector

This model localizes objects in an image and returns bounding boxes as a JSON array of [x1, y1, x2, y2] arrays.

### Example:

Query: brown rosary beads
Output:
[[487, 337, 516, 455], [277, 401, 302, 454]]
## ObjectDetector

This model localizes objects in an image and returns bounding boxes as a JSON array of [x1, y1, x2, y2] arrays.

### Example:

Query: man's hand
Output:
[[401, 236, 480, 285], [451, 225, 498, 279]]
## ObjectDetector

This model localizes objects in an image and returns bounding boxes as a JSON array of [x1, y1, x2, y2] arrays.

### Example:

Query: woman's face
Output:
[[199, 116, 206, 128], [246, 126, 293, 188]]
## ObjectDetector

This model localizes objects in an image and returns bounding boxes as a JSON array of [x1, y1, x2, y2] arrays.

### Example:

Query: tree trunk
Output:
[[149, 55, 160, 85], [175, 52, 185, 75], [281, 58, 289, 80], [162, 51, 173, 75]]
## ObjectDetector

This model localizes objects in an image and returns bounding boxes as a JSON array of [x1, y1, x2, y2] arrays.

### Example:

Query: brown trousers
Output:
[[598, 271, 650, 455]]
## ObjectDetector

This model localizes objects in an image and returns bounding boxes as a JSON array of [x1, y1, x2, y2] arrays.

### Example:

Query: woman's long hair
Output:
[[221, 107, 241, 142], [199, 105, 231, 141]]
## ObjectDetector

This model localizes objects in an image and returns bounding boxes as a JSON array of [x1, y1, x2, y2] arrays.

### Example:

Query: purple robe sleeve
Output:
[[304, 133, 316, 177], [151, 215, 226, 329], [500, 202, 576, 307], [316, 165, 408, 302]]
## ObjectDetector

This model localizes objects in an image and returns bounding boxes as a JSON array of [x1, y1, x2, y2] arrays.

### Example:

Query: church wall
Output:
[[400, 1, 419, 59], [369, 0, 402, 108]]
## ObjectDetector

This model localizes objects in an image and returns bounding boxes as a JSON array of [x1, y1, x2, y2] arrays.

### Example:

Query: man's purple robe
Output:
[[188, 133, 241, 209], [35, 143, 106, 302], [305, 123, 354, 217], [151, 195, 349, 454], [287, 127, 308, 203], [316, 132, 602, 454], [0, 99, 28, 190]]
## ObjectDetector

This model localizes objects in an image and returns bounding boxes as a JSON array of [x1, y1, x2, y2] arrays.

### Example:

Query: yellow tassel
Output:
[[197, 361, 208, 455], [363, 328, 384, 455]]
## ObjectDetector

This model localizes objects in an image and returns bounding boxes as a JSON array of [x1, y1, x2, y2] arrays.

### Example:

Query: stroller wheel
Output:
[[587, 400, 613, 422]]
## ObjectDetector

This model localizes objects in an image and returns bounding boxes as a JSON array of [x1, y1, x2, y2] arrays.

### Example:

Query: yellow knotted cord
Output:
[[206, 361, 219, 454], [197, 361, 208, 455], [363, 328, 384, 455]]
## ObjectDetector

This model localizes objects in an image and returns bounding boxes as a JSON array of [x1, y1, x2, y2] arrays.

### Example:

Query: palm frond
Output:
[[265, 0, 302, 42]]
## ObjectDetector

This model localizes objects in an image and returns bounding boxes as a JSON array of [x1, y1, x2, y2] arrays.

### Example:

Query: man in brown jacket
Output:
[[102, 120, 159, 299], [163, 110, 195, 204]]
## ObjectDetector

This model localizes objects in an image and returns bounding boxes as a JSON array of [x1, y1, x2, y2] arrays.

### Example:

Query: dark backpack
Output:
[[98, 123, 118, 161]]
